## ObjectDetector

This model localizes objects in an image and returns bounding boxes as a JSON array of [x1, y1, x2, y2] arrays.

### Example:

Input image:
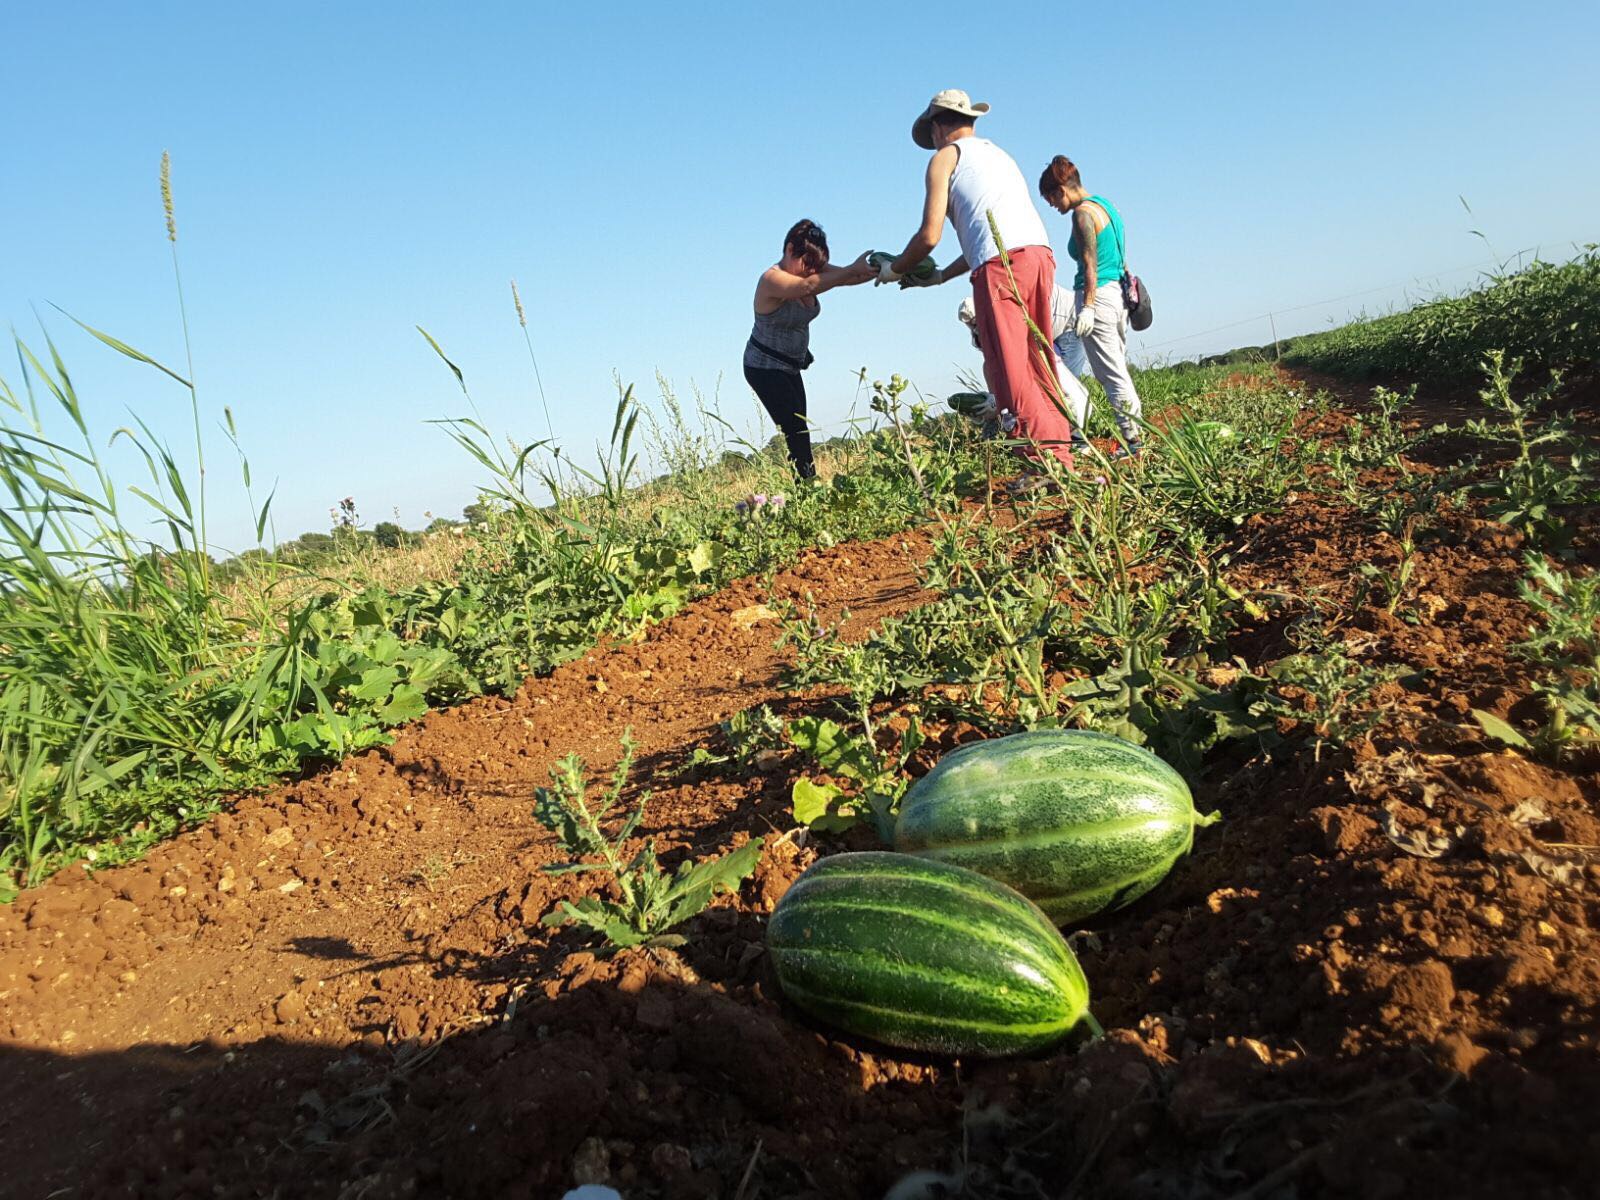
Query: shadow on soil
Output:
[[8, 911, 1600, 1200]]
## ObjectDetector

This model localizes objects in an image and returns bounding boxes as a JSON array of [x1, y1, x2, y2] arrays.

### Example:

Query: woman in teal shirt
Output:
[[1039, 155, 1144, 457]]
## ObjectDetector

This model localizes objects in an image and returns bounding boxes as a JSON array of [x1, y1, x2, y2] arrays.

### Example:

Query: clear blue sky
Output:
[[5, 1, 1597, 551]]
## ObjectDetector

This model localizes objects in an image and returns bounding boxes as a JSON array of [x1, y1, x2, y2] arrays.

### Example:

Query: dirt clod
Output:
[[1387, 960, 1456, 1015]]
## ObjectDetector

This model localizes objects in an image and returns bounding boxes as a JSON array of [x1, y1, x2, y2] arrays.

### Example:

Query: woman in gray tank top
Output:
[[744, 219, 873, 479]]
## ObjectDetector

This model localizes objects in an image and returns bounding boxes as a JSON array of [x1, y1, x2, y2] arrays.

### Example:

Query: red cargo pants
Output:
[[971, 245, 1076, 468]]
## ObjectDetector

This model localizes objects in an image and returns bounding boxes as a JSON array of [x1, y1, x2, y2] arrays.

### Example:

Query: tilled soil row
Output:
[[3, 377, 1600, 1199]]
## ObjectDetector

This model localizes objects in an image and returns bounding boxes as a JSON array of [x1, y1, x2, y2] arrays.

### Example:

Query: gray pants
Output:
[[1075, 286, 1143, 442]]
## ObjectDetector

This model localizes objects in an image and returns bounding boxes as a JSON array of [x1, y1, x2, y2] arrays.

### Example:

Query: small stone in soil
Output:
[[393, 1005, 421, 1040], [649, 1143, 693, 1176], [571, 1136, 611, 1185]]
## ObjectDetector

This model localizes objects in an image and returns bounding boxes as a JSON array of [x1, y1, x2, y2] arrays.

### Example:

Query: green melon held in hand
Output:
[[766, 851, 1096, 1057], [895, 730, 1220, 925], [866, 250, 939, 283], [946, 391, 992, 417]]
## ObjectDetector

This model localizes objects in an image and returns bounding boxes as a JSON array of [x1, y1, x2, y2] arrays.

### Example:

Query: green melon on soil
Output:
[[894, 730, 1219, 925], [766, 851, 1094, 1057]]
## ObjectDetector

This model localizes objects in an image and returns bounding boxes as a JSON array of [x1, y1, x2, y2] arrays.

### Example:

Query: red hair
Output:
[[784, 218, 829, 272], [1039, 156, 1082, 198]]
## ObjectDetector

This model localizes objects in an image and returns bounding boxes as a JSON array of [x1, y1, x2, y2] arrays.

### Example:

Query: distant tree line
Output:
[[205, 503, 485, 584]]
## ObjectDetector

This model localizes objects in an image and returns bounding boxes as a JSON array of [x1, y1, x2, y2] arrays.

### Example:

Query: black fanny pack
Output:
[[748, 336, 814, 371]]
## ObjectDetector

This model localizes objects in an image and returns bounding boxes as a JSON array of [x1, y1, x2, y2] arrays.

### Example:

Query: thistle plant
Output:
[[1340, 384, 1417, 472], [1465, 352, 1591, 554], [869, 374, 931, 504], [1266, 638, 1408, 761], [1358, 498, 1425, 616], [535, 732, 763, 949], [1503, 554, 1600, 755]]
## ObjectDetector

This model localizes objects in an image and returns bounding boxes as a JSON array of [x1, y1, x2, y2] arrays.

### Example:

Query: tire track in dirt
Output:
[[0, 527, 935, 1192]]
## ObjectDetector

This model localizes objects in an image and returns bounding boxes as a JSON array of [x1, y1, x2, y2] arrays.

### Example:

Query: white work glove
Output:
[[1074, 304, 1096, 338], [875, 258, 904, 286]]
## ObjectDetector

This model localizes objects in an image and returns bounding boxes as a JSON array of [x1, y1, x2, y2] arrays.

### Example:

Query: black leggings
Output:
[[744, 365, 816, 480]]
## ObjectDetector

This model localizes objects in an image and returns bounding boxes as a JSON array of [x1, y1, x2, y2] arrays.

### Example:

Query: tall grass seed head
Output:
[[160, 151, 176, 242], [511, 278, 527, 328]]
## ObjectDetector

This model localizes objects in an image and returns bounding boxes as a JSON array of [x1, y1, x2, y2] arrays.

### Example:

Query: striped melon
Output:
[[766, 851, 1092, 1056], [895, 730, 1219, 925]]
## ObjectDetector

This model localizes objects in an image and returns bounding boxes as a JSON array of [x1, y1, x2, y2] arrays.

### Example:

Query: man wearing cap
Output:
[[878, 89, 1076, 471]]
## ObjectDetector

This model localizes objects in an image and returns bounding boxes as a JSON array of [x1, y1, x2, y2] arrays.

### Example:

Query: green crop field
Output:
[[1282, 248, 1600, 381], [6, 248, 1598, 897]]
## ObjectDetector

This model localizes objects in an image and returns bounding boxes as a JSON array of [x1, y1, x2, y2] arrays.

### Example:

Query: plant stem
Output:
[[163, 152, 209, 593], [511, 279, 562, 500]]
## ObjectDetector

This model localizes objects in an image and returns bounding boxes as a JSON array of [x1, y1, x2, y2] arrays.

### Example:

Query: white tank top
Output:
[[947, 137, 1049, 269]]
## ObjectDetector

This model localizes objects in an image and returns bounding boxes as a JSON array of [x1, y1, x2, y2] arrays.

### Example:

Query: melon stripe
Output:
[[783, 870, 1061, 928], [766, 851, 1091, 1057], [775, 980, 1073, 1039], [1014, 860, 1176, 906], [785, 854, 1039, 899], [895, 730, 1219, 925], [910, 814, 1189, 854], [945, 766, 1184, 789], [773, 899, 1069, 979], [769, 898, 1070, 987], [1023, 863, 1177, 922], [782, 865, 1050, 925], [773, 946, 1061, 1003], [915, 857, 1181, 902]]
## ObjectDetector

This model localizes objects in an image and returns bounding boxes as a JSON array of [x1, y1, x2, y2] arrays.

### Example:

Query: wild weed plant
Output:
[[1463, 353, 1592, 555], [533, 732, 763, 949], [1501, 554, 1600, 757]]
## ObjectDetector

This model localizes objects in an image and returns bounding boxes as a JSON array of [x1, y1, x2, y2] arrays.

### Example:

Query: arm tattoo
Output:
[[1076, 208, 1098, 280]]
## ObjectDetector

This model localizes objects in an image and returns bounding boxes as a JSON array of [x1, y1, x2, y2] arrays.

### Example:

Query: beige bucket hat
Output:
[[912, 88, 990, 149]]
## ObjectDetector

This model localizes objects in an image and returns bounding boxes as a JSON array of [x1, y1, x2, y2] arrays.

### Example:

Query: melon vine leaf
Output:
[[788, 716, 876, 781], [1471, 708, 1531, 750]]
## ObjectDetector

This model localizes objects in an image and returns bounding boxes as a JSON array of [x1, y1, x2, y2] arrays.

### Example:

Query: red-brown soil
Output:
[[3, 375, 1598, 1199]]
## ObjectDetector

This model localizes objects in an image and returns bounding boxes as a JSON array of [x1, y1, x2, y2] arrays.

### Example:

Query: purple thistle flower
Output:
[[751, 493, 768, 508], [770, 494, 786, 510]]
